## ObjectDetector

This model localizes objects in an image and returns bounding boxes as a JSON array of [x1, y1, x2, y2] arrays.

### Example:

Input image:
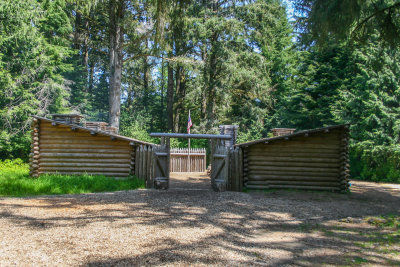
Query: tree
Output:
[[293, 0, 400, 46], [0, 0, 73, 159], [271, 33, 400, 180]]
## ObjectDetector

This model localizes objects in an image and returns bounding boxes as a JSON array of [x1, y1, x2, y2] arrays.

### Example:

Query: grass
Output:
[[298, 215, 400, 266], [0, 159, 145, 197]]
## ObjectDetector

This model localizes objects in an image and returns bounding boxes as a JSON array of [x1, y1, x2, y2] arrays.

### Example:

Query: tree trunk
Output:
[[206, 32, 218, 130], [160, 57, 165, 128], [174, 66, 186, 133], [73, 12, 82, 50], [205, 1, 219, 130], [201, 46, 207, 120], [88, 61, 95, 94], [143, 50, 149, 111], [173, 66, 181, 133], [83, 19, 89, 70], [167, 62, 174, 132], [108, 0, 124, 131]]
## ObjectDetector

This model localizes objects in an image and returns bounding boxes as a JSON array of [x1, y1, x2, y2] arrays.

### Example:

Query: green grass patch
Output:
[[353, 257, 369, 264], [366, 214, 400, 229], [295, 215, 400, 266], [0, 159, 145, 197]]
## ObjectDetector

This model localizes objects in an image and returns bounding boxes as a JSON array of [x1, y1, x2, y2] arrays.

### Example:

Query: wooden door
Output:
[[152, 142, 170, 190], [211, 143, 229, 192]]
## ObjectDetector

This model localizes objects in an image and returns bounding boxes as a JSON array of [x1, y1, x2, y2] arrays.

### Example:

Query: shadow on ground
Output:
[[0, 175, 399, 266]]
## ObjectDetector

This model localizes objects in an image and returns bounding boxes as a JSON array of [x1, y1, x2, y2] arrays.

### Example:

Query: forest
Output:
[[1, 0, 400, 182]]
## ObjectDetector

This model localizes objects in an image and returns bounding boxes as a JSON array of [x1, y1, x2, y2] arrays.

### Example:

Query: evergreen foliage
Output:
[[293, 0, 400, 47], [273, 34, 400, 181], [0, 0, 73, 159], [0, 0, 400, 182]]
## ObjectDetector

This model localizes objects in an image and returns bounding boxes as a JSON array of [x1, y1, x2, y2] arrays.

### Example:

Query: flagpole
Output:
[[188, 136, 191, 172], [188, 110, 191, 172]]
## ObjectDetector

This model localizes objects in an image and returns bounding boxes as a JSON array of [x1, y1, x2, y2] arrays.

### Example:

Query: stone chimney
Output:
[[219, 125, 239, 147], [271, 128, 296, 137]]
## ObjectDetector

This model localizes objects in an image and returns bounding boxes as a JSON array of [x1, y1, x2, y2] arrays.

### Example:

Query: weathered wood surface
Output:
[[40, 162, 131, 167], [134, 143, 169, 189], [208, 146, 244, 192], [227, 147, 243, 192], [39, 172, 129, 177], [339, 126, 350, 191], [153, 143, 169, 189], [246, 175, 340, 181], [245, 127, 349, 192], [40, 167, 131, 172], [246, 184, 340, 191], [29, 118, 40, 177], [34, 121, 132, 177], [34, 115, 154, 145], [170, 148, 206, 172]]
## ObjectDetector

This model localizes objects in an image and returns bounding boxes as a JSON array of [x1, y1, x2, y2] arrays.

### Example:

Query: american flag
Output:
[[187, 110, 192, 134]]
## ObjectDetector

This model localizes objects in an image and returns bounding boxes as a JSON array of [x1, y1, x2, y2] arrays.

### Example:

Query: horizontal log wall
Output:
[[36, 121, 132, 177], [246, 127, 348, 191]]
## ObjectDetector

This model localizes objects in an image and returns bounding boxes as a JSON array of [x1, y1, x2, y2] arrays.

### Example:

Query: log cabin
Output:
[[235, 124, 350, 192], [29, 115, 153, 178]]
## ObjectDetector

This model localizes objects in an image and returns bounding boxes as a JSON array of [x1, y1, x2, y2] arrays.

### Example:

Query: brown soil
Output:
[[0, 173, 399, 266]]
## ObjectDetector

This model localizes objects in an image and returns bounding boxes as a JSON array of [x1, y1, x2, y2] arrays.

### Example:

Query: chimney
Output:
[[219, 125, 239, 147], [50, 114, 83, 125], [271, 128, 296, 137]]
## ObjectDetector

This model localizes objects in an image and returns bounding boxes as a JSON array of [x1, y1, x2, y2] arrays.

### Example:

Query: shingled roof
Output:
[[235, 124, 350, 147]]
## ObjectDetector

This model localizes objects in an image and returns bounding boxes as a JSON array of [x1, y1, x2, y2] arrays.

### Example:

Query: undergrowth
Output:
[[0, 159, 145, 197]]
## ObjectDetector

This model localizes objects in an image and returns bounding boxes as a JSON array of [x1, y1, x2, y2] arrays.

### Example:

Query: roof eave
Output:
[[33, 115, 155, 146], [235, 124, 350, 147]]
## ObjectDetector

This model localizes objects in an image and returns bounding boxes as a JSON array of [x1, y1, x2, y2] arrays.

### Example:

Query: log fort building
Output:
[[30, 115, 349, 192]]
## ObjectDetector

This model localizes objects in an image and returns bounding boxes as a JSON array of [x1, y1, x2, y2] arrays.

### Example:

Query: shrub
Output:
[[350, 143, 400, 183]]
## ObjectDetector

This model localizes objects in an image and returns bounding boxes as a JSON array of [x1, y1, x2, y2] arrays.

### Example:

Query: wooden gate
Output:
[[211, 142, 243, 192], [152, 144, 170, 189], [135, 142, 170, 189], [211, 143, 229, 192]]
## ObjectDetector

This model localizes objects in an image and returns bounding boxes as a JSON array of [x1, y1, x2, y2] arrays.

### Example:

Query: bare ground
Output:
[[0, 173, 399, 266]]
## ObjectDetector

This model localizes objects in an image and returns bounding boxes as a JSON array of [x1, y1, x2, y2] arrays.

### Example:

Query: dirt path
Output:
[[169, 172, 211, 190], [0, 174, 399, 266]]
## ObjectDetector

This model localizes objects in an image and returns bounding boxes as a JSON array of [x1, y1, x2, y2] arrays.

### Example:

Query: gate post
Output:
[[219, 125, 239, 148]]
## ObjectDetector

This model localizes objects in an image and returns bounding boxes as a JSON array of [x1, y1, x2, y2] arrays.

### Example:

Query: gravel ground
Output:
[[0, 173, 399, 266]]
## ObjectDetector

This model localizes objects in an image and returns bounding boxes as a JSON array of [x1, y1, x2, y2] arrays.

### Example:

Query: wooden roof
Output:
[[49, 114, 83, 118], [235, 124, 349, 147], [33, 116, 154, 146]]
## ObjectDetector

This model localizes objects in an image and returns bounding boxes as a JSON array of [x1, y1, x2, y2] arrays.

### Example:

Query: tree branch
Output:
[[123, 54, 176, 64], [351, 2, 400, 38], [122, 32, 151, 49]]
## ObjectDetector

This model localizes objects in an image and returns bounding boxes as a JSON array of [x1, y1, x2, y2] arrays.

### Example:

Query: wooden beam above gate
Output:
[[150, 133, 232, 140]]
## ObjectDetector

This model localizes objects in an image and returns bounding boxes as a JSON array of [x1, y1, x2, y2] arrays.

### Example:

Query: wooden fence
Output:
[[135, 144, 170, 189], [170, 148, 206, 172], [227, 147, 243, 191]]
